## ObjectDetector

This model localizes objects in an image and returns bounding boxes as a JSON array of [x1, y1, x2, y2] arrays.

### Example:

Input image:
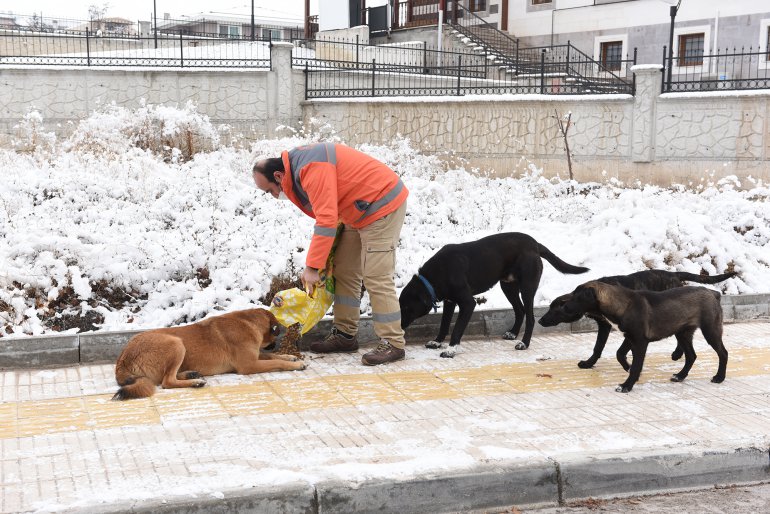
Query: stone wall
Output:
[[303, 67, 770, 185], [0, 42, 303, 146]]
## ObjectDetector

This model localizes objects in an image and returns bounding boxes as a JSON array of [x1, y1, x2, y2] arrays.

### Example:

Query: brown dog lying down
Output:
[[113, 308, 305, 400], [540, 281, 728, 393]]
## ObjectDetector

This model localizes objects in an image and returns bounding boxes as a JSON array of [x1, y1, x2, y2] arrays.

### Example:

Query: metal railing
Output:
[[303, 42, 636, 99], [293, 36, 490, 78], [663, 46, 770, 92], [0, 12, 306, 40], [447, 3, 634, 94], [449, 2, 518, 69], [522, 43, 636, 93], [153, 16, 304, 41], [0, 31, 271, 68]]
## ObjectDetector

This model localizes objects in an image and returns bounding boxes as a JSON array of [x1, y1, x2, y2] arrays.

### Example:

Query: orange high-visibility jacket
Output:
[[280, 143, 408, 270]]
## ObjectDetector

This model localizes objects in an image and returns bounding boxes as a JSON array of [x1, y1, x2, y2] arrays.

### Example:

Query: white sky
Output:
[[1, 0, 318, 23]]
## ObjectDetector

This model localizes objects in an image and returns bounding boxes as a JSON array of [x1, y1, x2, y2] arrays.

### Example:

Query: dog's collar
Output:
[[417, 274, 439, 312]]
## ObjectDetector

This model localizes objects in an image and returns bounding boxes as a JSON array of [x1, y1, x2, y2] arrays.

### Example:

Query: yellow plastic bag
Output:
[[269, 224, 342, 335], [270, 284, 334, 335]]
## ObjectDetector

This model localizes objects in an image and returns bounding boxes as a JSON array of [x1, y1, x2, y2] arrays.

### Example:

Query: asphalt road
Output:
[[513, 482, 770, 514]]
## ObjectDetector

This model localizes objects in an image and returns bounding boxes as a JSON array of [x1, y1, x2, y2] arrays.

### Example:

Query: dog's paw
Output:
[[192, 378, 207, 388], [670, 373, 686, 382], [184, 371, 202, 379], [577, 360, 595, 369], [514, 341, 528, 350], [425, 341, 443, 349], [502, 331, 518, 340], [615, 385, 632, 393], [671, 348, 684, 361], [439, 350, 456, 358], [618, 360, 631, 372], [711, 374, 725, 384], [295, 362, 308, 371]]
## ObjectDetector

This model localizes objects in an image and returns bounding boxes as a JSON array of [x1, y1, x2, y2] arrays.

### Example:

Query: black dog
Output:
[[539, 270, 736, 368], [399, 232, 589, 357], [541, 281, 728, 393]]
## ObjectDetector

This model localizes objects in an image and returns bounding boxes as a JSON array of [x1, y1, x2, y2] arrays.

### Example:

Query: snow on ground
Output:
[[0, 103, 768, 337]]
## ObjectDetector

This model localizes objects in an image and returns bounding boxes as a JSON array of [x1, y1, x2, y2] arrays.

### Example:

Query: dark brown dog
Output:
[[541, 281, 728, 393], [113, 309, 304, 400], [539, 270, 736, 368]]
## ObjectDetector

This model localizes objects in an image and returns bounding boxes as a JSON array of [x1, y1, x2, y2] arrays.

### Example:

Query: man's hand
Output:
[[301, 266, 322, 297]]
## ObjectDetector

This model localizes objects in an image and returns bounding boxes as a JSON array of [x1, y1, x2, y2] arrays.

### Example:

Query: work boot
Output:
[[361, 341, 405, 366], [309, 327, 359, 353]]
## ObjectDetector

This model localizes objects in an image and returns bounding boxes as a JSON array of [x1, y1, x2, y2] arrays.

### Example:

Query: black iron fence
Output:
[[153, 16, 304, 41], [303, 39, 636, 99], [0, 31, 271, 68], [663, 46, 770, 93], [0, 12, 306, 40], [4, 16, 770, 97], [513, 44, 636, 92], [293, 37, 489, 79]]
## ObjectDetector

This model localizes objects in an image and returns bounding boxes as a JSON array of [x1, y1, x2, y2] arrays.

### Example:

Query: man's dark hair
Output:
[[253, 157, 284, 184]]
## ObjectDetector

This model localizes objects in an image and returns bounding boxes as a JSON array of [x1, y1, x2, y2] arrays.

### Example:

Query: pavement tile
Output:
[[1, 487, 22, 514]]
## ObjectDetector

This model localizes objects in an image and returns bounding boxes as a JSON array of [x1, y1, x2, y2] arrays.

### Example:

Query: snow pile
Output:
[[0, 104, 768, 337]]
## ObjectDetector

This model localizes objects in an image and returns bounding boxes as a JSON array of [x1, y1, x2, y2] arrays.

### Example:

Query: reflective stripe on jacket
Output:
[[280, 143, 408, 269]]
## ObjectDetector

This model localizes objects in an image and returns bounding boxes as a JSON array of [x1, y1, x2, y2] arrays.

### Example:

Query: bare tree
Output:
[[554, 109, 574, 182], [88, 3, 109, 32], [26, 14, 52, 32]]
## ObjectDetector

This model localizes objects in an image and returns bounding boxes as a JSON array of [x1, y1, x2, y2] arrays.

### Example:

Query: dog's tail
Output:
[[112, 376, 156, 401], [538, 244, 590, 275], [673, 271, 737, 285]]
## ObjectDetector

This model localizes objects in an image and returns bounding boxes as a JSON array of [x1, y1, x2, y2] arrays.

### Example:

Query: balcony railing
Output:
[[663, 46, 770, 92]]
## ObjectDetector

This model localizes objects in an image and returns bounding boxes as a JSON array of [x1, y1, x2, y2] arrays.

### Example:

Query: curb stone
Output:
[[0, 334, 78, 369], [1, 294, 769, 369], [558, 446, 770, 502], [315, 460, 558, 514], [76, 482, 317, 514], [58, 448, 770, 514]]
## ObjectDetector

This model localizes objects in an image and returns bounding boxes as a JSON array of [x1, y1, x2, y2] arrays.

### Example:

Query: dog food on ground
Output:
[[275, 322, 305, 360]]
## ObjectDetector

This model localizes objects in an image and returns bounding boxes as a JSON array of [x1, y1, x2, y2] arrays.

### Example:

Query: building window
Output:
[[600, 41, 623, 71], [262, 28, 281, 40], [532, 0, 552, 4], [219, 24, 240, 38], [678, 33, 704, 66], [469, 0, 487, 11]]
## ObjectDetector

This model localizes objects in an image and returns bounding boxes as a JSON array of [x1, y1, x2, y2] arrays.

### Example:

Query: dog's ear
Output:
[[574, 286, 597, 304]]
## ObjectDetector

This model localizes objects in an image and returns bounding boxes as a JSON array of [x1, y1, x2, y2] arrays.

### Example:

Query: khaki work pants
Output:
[[331, 201, 407, 349]]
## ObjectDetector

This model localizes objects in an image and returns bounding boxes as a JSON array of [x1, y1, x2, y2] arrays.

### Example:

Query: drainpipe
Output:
[[550, 8, 554, 47], [712, 10, 719, 75], [437, 0, 445, 68]]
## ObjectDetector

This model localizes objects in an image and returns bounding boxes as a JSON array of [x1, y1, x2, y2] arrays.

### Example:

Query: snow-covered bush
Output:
[[0, 104, 769, 336], [65, 100, 221, 162], [13, 109, 56, 157]]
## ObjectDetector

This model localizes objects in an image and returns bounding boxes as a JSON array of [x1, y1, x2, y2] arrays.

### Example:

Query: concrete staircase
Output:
[[446, 4, 632, 93]]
